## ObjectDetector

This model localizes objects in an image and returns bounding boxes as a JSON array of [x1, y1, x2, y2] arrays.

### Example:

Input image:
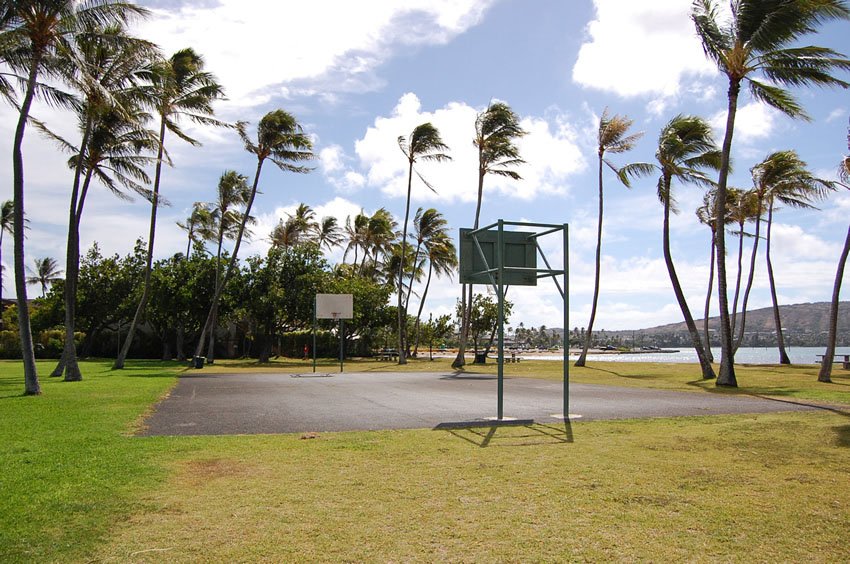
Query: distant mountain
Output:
[[604, 301, 850, 347], [633, 301, 849, 336]]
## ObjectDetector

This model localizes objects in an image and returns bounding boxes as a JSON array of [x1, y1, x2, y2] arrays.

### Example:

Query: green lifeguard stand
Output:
[[459, 220, 570, 420]]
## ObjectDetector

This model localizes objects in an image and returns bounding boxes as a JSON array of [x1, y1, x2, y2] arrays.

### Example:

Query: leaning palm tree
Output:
[[193, 109, 314, 361], [819, 139, 850, 382], [205, 170, 252, 363], [0, 200, 14, 306], [628, 115, 721, 380], [342, 211, 368, 265], [26, 257, 63, 297], [115, 47, 227, 369], [757, 151, 833, 363], [691, 0, 850, 386], [412, 228, 457, 357], [575, 109, 644, 367], [454, 102, 526, 369], [396, 123, 451, 364], [38, 22, 157, 381], [2, 0, 146, 394]]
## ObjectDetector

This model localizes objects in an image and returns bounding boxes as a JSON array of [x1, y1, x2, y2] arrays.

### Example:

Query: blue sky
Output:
[[2, 0, 848, 331]]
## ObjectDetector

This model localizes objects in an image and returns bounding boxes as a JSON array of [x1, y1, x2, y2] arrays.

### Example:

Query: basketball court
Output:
[[139, 371, 816, 436]]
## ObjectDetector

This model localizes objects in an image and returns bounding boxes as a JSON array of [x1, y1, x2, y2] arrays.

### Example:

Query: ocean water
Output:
[[531, 346, 850, 365]]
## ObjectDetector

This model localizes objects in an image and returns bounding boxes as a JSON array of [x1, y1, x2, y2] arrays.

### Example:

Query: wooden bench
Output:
[[816, 354, 850, 370], [505, 353, 523, 364]]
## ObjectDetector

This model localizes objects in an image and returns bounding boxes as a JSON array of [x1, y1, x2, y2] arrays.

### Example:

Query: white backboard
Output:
[[315, 294, 354, 319]]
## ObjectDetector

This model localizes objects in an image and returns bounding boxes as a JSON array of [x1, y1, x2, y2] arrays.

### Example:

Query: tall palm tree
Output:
[[26, 257, 63, 297], [193, 109, 314, 360], [359, 207, 397, 279], [758, 150, 833, 363], [692, 0, 850, 386], [397, 123, 450, 364], [0, 200, 14, 306], [819, 136, 850, 382], [696, 190, 718, 360], [177, 201, 215, 258], [2, 0, 146, 394], [39, 22, 157, 381], [454, 102, 526, 369], [575, 109, 644, 367], [205, 170, 251, 363], [116, 47, 227, 369], [629, 115, 721, 380]]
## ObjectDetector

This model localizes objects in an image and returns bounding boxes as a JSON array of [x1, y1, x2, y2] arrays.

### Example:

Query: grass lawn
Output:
[[1, 359, 848, 562]]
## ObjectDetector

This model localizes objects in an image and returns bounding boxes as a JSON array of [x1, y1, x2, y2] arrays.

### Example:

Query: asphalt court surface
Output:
[[139, 371, 818, 436]]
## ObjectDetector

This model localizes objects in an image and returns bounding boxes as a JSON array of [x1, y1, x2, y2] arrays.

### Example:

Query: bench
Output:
[[505, 353, 523, 364], [816, 354, 850, 370]]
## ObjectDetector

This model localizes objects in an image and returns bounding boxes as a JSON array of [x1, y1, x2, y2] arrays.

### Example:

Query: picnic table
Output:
[[375, 349, 399, 362], [505, 352, 523, 364], [816, 353, 850, 369]]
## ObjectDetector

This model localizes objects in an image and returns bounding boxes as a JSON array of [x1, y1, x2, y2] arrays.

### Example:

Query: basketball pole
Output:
[[339, 317, 344, 373], [312, 300, 317, 373]]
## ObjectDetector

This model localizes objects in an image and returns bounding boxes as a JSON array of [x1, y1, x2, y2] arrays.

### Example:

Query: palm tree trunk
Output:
[[818, 224, 850, 382], [453, 167, 486, 369], [115, 116, 167, 369], [412, 262, 434, 357], [205, 228, 225, 363], [397, 160, 414, 365], [55, 120, 94, 381], [195, 159, 264, 360], [730, 223, 745, 337], [576, 153, 605, 367], [714, 82, 740, 386], [703, 234, 716, 363], [663, 178, 715, 379], [765, 201, 791, 364], [734, 211, 763, 352], [13, 57, 43, 395]]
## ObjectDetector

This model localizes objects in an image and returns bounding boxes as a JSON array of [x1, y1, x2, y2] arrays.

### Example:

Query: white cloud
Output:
[[572, 0, 716, 99], [344, 93, 587, 204], [135, 1, 495, 104], [826, 108, 846, 123], [710, 101, 779, 144]]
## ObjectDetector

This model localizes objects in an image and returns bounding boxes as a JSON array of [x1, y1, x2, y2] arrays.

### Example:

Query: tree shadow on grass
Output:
[[434, 420, 573, 447]]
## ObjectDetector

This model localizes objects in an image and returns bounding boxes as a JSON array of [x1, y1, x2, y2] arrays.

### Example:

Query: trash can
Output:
[[192, 356, 205, 369], [473, 352, 487, 364]]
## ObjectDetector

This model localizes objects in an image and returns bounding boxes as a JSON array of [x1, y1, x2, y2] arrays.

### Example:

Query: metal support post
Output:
[[497, 220, 505, 420], [563, 224, 569, 417]]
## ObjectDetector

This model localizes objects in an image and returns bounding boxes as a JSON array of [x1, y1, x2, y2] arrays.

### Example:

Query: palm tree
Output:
[[177, 201, 215, 258], [696, 191, 717, 360], [692, 0, 850, 386], [819, 135, 850, 382], [629, 115, 721, 380], [38, 22, 157, 381], [358, 207, 397, 279], [116, 47, 227, 369], [26, 257, 63, 297], [205, 170, 252, 363], [2, 0, 146, 394], [342, 211, 367, 265], [575, 109, 644, 367], [757, 151, 833, 363], [411, 219, 457, 357], [193, 109, 314, 361], [454, 102, 526, 369], [727, 187, 760, 340], [396, 123, 451, 364], [0, 200, 14, 306], [313, 216, 343, 252]]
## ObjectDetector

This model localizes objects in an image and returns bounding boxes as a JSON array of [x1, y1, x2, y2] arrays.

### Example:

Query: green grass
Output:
[[1, 359, 849, 562]]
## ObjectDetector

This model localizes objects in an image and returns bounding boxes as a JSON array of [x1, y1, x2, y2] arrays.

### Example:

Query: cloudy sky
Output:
[[2, 0, 848, 331]]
